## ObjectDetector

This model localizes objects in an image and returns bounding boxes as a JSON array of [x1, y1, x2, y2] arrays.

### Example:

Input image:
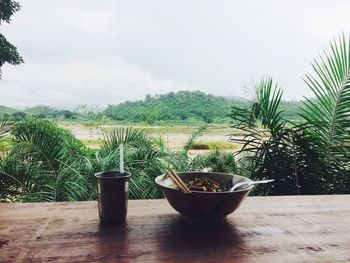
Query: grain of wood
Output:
[[0, 196, 350, 262]]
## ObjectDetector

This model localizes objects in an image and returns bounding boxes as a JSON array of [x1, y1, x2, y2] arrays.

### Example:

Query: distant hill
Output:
[[104, 91, 303, 124], [280, 100, 304, 121], [0, 105, 57, 116], [0, 105, 16, 115], [104, 90, 249, 124], [0, 105, 77, 120], [24, 105, 57, 116], [0, 91, 303, 123]]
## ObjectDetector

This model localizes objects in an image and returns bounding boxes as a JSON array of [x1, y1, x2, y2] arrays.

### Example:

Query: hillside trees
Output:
[[104, 91, 240, 123]]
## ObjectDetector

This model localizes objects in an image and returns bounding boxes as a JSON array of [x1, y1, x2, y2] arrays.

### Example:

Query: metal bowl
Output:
[[155, 172, 253, 223]]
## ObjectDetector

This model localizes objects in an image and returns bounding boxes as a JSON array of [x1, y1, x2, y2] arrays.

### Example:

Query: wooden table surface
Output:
[[0, 195, 349, 262]]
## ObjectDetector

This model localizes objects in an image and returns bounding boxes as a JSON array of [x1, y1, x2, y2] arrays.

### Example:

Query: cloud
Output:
[[1, 55, 198, 109], [1, 0, 350, 108]]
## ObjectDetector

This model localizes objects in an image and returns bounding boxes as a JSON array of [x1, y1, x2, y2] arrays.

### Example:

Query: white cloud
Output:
[[1, 56, 198, 109], [1, 0, 350, 108]]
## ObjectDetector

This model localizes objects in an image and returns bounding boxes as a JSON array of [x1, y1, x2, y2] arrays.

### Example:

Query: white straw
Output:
[[120, 143, 124, 174]]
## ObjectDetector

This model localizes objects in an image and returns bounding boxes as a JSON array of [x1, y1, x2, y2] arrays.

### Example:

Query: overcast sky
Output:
[[1, 0, 349, 109]]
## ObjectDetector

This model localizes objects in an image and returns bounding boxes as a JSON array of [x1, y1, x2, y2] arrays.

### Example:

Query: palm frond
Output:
[[183, 125, 207, 152], [254, 77, 285, 135], [229, 77, 331, 195], [101, 127, 153, 156], [301, 35, 350, 192], [190, 148, 237, 174], [0, 119, 89, 202], [302, 35, 350, 155]]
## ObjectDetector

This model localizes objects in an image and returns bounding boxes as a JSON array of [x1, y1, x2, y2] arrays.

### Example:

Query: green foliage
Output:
[[0, 1, 23, 77], [190, 141, 237, 150], [183, 125, 207, 152], [0, 93, 302, 124], [0, 105, 16, 117], [97, 126, 167, 199], [11, 111, 26, 120], [0, 0, 20, 23], [22, 107, 77, 120], [190, 143, 210, 150], [0, 117, 11, 154], [280, 101, 303, 122], [1, 120, 202, 202], [191, 148, 237, 174], [0, 122, 222, 202], [0, 119, 89, 202], [230, 36, 350, 195], [24, 105, 56, 117], [159, 125, 236, 174], [301, 35, 350, 192], [1, 32, 348, 201], [103, 90, 302, 124], [57, 110, 75, 119], [1, 120, 236, 202], [104, 91, 245, 123], [0, 34, 23, 75]]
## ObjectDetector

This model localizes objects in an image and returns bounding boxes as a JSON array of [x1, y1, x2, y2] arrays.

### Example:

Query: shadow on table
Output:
[[92, 224, 132, 261], [155, 215, 244, 254], [93, 215, 245, 261]]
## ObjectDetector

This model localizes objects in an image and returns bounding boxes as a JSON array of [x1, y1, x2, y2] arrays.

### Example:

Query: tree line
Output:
[[0, 92, 303, 124]]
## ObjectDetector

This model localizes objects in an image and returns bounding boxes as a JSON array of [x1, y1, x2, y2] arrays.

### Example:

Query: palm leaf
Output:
[[301, 35, 350, 191], [0, 119, 89, 202], [229, 77, 327, 195], [183, 125, 207, 153], [101, 127, 152, 156]]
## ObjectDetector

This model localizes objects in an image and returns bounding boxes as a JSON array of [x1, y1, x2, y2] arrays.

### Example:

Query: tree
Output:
[[2, 113, 9, 119], [34, 113, 47, 119], [229, 35, 350, 195], [59, 110, 75, 119], [0, 0, 23, 77], [11, 111, 26, 120]]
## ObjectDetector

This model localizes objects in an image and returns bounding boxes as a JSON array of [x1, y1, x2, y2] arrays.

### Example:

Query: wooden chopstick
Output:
[[167, 172, 188, 193], [170, 170, 192, 193], [166, 171, 185, 192], [167, 170, 191, 194]]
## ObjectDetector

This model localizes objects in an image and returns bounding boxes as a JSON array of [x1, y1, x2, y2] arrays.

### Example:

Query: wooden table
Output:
[[0, 195, 349, 262]]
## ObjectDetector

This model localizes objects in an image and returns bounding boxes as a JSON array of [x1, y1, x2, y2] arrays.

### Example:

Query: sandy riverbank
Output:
[[59, 123, 242, 154]]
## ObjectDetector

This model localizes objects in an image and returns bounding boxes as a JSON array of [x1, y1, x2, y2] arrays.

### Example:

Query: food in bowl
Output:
[[155, 172, 253, 223], [171, 177, 228, 192]]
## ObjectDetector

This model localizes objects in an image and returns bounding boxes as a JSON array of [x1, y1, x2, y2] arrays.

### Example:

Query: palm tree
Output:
[[0, 119, 91, 202], [301, 35, 350, 193], [0, 123, 170, 201], [96, 126, 166, 199], [230, 35, 350, 195], [0, 119, 239, 202]]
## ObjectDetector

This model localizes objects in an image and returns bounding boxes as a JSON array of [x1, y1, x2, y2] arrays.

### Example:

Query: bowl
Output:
[[155, 172, 253, 223]]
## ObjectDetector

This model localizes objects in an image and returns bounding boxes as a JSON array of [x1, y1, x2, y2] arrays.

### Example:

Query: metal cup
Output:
[[95, 171, 131, 225]]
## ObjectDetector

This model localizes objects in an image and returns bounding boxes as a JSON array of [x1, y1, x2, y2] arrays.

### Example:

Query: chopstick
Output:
[[167, 170, 192, 194], [171, 170, 192, 193]]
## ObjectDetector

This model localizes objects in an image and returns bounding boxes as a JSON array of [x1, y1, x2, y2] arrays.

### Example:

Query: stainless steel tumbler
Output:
[[95, 171, 131, 225]]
